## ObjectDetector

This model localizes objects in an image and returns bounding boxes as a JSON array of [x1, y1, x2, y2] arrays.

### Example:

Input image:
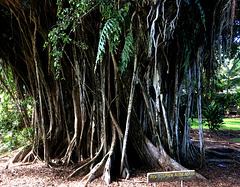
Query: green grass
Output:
[[190, 118, 240, 130], [231, 138, 240, 143]]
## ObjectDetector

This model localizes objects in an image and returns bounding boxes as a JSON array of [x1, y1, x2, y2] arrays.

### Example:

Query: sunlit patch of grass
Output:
[[222, 118, 240, 130], [190, 118, 240, 130], [231, 138, 240, 143]]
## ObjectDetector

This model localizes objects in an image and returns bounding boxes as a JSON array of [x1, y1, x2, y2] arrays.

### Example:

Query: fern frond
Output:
[[95, 18, 121, 71], [119, 31, 134, 74]]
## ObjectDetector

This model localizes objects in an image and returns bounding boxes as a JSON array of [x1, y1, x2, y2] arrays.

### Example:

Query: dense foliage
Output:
[[0, 64, 34, 153]]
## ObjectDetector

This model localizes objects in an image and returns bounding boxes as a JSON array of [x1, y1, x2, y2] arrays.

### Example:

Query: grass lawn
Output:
[[190, 118, 240, 130], [231, 138, 240, 143]]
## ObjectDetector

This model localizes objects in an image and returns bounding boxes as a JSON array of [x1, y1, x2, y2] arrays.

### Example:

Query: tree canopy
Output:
[[0, 0, 238, 185]]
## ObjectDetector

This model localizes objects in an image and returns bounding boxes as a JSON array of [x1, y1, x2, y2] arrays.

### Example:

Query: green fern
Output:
[[119, 31, 134, 74], [95, 18, 121, 70]]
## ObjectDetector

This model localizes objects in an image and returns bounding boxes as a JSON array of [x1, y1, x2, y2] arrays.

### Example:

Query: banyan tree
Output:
[[0, 0, 237, 185]]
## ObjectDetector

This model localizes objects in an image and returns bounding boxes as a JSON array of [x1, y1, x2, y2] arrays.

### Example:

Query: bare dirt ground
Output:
[[0, 129, 239, 187]]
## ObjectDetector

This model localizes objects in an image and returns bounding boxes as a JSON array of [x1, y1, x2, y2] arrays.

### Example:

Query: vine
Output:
[[45, 0, 96, 78]]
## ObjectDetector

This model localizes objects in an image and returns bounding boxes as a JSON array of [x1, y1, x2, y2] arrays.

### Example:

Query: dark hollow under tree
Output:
[[0, 0, 236, 185]]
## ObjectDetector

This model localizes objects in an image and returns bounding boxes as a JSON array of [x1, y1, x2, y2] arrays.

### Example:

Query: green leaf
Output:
[[119, 31, 134, 74], [95, 18, 121, 69]]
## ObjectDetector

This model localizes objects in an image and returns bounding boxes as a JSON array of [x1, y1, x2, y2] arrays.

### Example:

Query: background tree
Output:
[[219, 56, 240, 92], [0, 0, 237, 185]]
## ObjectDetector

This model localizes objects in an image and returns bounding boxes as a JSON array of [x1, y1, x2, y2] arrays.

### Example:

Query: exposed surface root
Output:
[[206, 149, 231, 158], [146, 137, 207, 180], [12, 146, 32, 163], [208, 147, 237, 153], [5, 146, 42, 169], [132, 134, 207, 180], [206, 159, 240, 165], [67, 143, 104, 179], [80, 152, 109, 186], [22, 149, 37, 163], [70, 127, 118, 186]]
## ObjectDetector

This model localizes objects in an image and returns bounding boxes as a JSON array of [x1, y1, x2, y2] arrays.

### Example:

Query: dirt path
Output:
[[0, 130, 239, 187]]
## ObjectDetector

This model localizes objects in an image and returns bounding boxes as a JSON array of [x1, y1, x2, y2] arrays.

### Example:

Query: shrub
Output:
[[202, 100, 224, 133]]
